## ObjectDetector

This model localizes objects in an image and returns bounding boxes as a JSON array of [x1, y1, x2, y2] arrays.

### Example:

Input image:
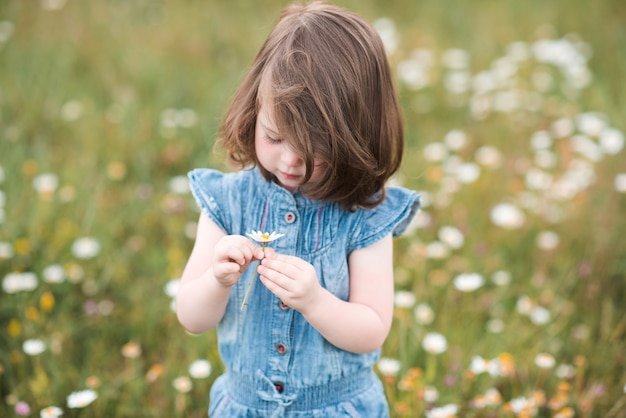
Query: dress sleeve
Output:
[[348, 187, 421, 253], [187, 168, 229, 233]]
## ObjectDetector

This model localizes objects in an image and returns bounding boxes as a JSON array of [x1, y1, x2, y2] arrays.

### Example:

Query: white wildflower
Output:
[[615, 174, 626, 193], [453, 273, 484, 292], [426, 241, 450, 259], [0, 241, 13, 258], [40, 405, 63, 418], [377, 357, 401, 376], [414, 303, 435, 325], [168, 176, 190, 194], [444, 130, 467, 150], [23, 339, 46, 356], [491, 270, 512, 286], [536, 231, 560, 250], [422, 332, 448, 355], [486, 318, 505, 333], [71, 237, 101, 259], [425, 403, 458, 418], [373, 18, 398, 55], [67, 390, 97, 408], [600, 128, 625, 155], [576, 112, 607, 137], [172, 376, 193, 393], [529, 306, 551, 325], [164, 279, 180, 298], [246, 231, 284, 243], [438, 226, 464, 249], [3, 272, 38, 294], [60, 100, 84, 121], [530, 131, 553, 150], [33, 173, 59, 195], [423, 386, 439, 403], [442, 48, 470, 69], [394, 290, 416, 309], [423, 142, 448, 162], [551, 117, 574, 138], [490, 203, 525, 229], [474, 146, 502, 168], [189, 360, 212, 379], [42, 265, 65, 283], [534, 353, 556, 369], [456, 163, 480, 183]]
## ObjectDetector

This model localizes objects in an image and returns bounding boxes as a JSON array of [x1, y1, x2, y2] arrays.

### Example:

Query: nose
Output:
[[281, 146, 303, 167]]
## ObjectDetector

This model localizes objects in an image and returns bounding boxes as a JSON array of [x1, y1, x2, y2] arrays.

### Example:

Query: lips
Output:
[[280, 171, 301, 181]]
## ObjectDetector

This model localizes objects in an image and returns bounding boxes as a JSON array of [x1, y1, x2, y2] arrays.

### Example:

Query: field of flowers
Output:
[[1, 0, 625, 417]]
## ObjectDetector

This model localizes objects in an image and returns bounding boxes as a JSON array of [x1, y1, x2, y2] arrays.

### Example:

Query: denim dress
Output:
[[188, 168, 420, 417]]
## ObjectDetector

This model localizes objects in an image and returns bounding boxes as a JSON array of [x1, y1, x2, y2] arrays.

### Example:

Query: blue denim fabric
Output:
[[188, 167, 420, 417]]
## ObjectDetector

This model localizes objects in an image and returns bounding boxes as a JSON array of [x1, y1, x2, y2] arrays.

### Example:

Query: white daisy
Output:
[[490, 203, 526, 229], [71, 237, 101, 259], [453, 273, 484, 292], [40, 406, 63, 418], [23, 339, 46, 356], [66, 390, 97, 408], [189, 359, 212, 379], [376, 357, 401, 376], [422, 332, 448, 355], [534, 353, 556, 369], [172, 376, 192, 393], [246, 231, 284, 243]]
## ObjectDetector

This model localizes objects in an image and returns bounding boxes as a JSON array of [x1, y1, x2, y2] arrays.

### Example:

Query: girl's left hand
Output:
[[257, 248, 322, 312]]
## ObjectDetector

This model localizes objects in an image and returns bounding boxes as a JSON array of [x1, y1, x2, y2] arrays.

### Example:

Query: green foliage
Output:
[[1, 0, 625, 417]]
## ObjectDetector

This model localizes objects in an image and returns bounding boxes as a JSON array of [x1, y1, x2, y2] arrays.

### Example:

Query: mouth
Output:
[[279, 171, 301, 181]]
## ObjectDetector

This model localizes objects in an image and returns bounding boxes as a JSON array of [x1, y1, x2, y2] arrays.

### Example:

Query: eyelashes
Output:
[[265, 135, 283, 144]]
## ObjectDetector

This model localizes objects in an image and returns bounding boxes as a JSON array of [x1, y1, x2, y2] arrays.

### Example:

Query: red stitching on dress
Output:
[[259, 198, 269, 231], [315, 204, 322, 251]]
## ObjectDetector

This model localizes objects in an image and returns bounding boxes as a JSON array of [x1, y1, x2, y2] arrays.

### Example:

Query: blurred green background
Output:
[[1, 0, 625, 417]]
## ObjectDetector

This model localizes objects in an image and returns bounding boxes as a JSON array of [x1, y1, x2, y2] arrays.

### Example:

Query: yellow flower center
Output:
[[261, 233, 270, 240]]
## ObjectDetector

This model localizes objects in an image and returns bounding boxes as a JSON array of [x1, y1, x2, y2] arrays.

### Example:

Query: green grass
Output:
[[1, 0, 625, 417]]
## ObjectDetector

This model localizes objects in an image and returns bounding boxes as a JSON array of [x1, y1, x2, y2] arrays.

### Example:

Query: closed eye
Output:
[[265, 135, 282, 144]]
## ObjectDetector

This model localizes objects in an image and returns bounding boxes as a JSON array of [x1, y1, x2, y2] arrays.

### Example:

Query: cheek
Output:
[[254, 136, 275, 167], [254, 132, 267, 158]]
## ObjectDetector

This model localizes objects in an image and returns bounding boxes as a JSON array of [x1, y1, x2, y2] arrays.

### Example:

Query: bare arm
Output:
[[176, 213, 264, 334], [258, 234, 395, 353]]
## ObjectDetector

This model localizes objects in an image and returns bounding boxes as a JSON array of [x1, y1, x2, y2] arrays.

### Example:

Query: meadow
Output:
[[1, 0, 625, 417]]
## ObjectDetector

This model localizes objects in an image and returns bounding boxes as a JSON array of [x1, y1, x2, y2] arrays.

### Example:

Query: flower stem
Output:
[[240, 244, 266, 310]]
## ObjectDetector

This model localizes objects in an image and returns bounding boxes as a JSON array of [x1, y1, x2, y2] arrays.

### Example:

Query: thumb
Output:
[[263, 247, 276, 258]]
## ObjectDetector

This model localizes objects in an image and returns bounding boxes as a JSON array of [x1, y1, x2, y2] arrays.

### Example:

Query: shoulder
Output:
[[188, 167, 258, 189], [188, 168, 267, 200], [187, 168, 267, 233], [348, 186, 421, 252]]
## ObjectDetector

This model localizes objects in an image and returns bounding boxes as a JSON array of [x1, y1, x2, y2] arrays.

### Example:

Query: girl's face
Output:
[[255, 103, 323, 192]]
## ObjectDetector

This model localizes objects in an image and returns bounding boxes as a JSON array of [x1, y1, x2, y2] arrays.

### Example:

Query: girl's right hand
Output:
[[212, 235, 265, 287]]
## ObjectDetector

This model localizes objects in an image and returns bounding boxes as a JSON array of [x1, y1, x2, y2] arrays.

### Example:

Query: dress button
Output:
[[278, 300, 289, 311], [274, 381, 285, 393], [276, 343, 287, 354], [284, 211, 296, 224]]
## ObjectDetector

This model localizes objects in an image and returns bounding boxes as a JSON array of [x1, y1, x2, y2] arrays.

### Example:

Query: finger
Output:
[[261, 257, 302, 278], [258, 274, 286, 299], [234, 242, 261, 265], [257, 265, 290, 290], [240, 238, 264, 260], [254, 248, 266, 260], [225, 247, 249, 266], [214, 262, 242, 279], [265, 252, 305, 269]]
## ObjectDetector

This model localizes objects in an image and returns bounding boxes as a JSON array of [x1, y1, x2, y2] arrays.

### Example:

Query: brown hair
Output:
[[218, 1, 404, 210]]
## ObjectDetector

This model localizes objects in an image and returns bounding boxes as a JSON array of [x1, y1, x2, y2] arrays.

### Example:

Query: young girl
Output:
[[176, 2, 420, 416]]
